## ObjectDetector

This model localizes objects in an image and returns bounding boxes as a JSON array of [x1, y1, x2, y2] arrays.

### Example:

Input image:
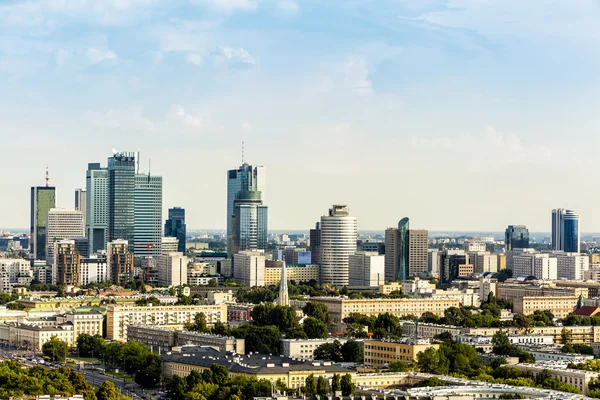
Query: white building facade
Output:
[[233, 250, 266, 287], [320, 205, 357, 286], [349, 252, 385, 287], [157, 252, 188, 287]]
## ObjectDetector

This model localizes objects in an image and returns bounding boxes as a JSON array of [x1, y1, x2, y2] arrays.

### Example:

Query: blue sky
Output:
[[1, 0, 600, 231]]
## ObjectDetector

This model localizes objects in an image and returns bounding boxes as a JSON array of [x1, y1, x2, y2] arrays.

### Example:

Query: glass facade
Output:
[[165, 207, 186, 255], [30, 186, 56, 260], [134, 174, 163, 257], [552, 209, 580, 253], [86, 163, 108, 254], [563, 218, 579, 253], [231, 191, 268, 255], [440, 252, 467, 284], [396, 217, 409, 281], [107, 153, 136, 244], [505, 225, 529, 251]]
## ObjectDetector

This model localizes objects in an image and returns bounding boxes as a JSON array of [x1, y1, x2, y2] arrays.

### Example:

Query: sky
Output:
[[1, 0, 600, 232]]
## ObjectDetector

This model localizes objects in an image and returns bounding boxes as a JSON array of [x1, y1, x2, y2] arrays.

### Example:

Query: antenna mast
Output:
[[242, 141, 245, 164], [45, 166, 49, 187]]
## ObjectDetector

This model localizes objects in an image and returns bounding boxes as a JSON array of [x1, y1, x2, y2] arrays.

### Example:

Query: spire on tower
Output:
[[276, 260, 289, 307], [45, 166, 49, 187]]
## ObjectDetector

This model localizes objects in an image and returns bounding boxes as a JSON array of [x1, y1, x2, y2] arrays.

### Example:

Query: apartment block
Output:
[[364, 339, 438, 367], [348, 252, 385, 287], [233, 251, 265, 287], [264, 261, 320, 285], [513, 296, 579, 318], [497, 283, 587, 303], [280, 338, 350, 360], [408, 230, 428, 276]]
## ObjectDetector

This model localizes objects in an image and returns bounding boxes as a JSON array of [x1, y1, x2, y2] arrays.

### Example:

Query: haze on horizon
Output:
[[1, 1, 599, 233]]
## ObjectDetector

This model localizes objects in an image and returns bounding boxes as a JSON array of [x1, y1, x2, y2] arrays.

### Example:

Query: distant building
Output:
[[281, 338, 350, 360], [320, 205, 357, 286], [264, 261, 320, 285], [505, 225, 529, 251], [80, 256, 108, 286], [428, 249, 439, 274], [510, 249, 557, 280], [364, 338, 438, 366], [157, 252, 188, 287], [439, 250, 468, 284], [309, 222, 321, 264], [74, 188, 87, 229], [133, 173, 163, 258], [233, 251, 265, 287], [52, 240, 80, 286], [45, 208, 84, 264], [161, 237, 179, 255], [408, 230, 428, 276], [513, 296, 579, 318], [0, 259, 32, 292], [554, 252, 589, 280], [552, 209, 580, 253], [348, 252, 385, 287], [231, 191, 268, 255], [107, 239, 135, 284], [468, 252, 498, 274], [86, 162, 108, 254], [30, 186, 56, 260], [384, 218, 410, 281], [164, 207, 186, 254], [107, 152, 136, 245]]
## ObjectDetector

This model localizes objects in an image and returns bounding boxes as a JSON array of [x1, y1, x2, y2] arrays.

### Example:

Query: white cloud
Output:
[[190, 0, 258, 13], [86, 47, 117, 64], [211, 46, 256, 67], [276, 0, 299, 15], [168, 104, 216, 131], [242, 122, 252, 131], [318, 57, 372, 95], [186, 52, 204, 66], [87, 106, 156, 131]]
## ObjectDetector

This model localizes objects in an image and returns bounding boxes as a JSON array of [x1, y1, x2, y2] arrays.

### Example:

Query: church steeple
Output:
[[276, 260, 289, 307]]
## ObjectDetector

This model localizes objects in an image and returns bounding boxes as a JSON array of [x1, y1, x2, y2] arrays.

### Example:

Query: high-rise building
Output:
[[384, 218, 410, 282], [276, 261, 289, 306], [408, 229, 428, 276], [348, 252, 385, 287], [134, 173, 163, 258], [552, 209, 580, 253], [309, 222, 321, 264], [53, 240, 80, 286], [30, 186, 56, 260], [107, 152, 136, 244], [226, 163, 265, 252], [439, 250, 468, 285], [233, 250, 266, 287], [319, 205, 357, 286], [46, 209, 84, 264], [505, 225, 529, 251], [107, 240, 135, 284], [428, 249, 439, 274], [554, 252, 589, 281], [86, 163, 108, 254], [467, 252, 498, 274], [80, 256, 108, 286], [161, 237, 179, 255], [157, 252, 188, 287], [165, 207, 186, 255], [74, 189, 87, 229], [230, 191, 268, 256], [511, 249, 557, 280]]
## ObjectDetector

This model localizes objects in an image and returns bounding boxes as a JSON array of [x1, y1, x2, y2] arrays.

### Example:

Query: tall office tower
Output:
[[383, 218, 410, 282], [107, 240, 135, 284], [74, 189, 87, 229], [230, 191, 268, 256], [408, 230, 428, 276], [428, 249, 439, 274], [107, 152, 136, 244], [157, 252, 188, 287], [226, 163, 265, 252], [309, 222, 321, 264], [468, 252, 498, 274], [552, 209, 580, 253], [86, 163, 108, 254], [30, 186, 56, 260], [348, 252, 385, 287], [275, 261, 289, 306], [439, 249, 468, 285], [233, 250, 266, 287], [505, 225, 529, 251], [53, 240, 80, 286], [134, 173, 163, 258], [45, 209, 85, 264], [164, 207, 186, 255], [319, 205, 357, 286]]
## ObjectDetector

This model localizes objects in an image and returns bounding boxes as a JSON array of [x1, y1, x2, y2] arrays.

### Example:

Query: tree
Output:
[[340, 373, 355, 397], [77, 334, 105, 357], [166, 375, 187, 400], [135, 296, 161, 306], [387, 361, 409, 372], [341, 340, 364, 362], [96, 381, 127, 400], [316, 376, 329, 397], [230, 325, 282, 355], [331, 374, 341, 393], [186, 312, 208, 333], [411, 377, 446, 388], [303, 302, 332, 325], [314, 341, 343, 362], [304, 374, 316, 396], [561, 327, 573, 344], [303, 317, 328, 339], [43, 336, 69, 362], [207, 278, 218, 287], [135, 353, 162, 388]]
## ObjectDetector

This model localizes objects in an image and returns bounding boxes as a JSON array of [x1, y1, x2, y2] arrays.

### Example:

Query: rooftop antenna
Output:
[[148, 159, 151, 183], [241, 141, 245, 164], [45, 166, 49, 187]]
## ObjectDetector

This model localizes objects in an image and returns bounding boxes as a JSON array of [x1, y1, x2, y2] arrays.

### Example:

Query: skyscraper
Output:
[[53, 239, 80, 286], [86, 163, 108, 254], [319, 205, 357, 286], [384, 218, 410, 282], [30, 186, 56, 260], [75, 189, 87, 229], [408, 229, 428, 276], [165, 207, 186, 255], [226, 163, 265, 251], [107, 239, 135, 284], [107, 152, 136, 244], [552, 209, 580, 253], [134, 173, 163, 258], [309, 222, 321, 264], [439, 250, 468, 285], [231, 191, 268, 256], [505, 225, 529, 251], [46, 208, 85, 265]]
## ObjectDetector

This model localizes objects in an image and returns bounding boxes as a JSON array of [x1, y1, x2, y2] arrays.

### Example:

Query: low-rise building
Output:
[[280, 338, 351, 360], [498, 283, 587, 303], [2, 322, 75, 351], [516, 345, 593, 363], [105, 304, 227, 341], [364, 338, 439, 367], [227, 304, 254, 322], [401, 321, 465, 339], [456, 333, 553, 354], [264, 261, 320, 285], [513, 296, 578, 318], [401, 277, 434, 296], [378, 282, 403, 295], [509, 363, 598, 395]]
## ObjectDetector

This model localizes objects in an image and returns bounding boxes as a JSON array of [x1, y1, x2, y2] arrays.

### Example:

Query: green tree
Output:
[[135, 353, 162, 388], [340, 373, 355, 396], [186, 312, 208, 333], [207, 278, 218, 287], [43, 336, 69, 362], [230, 325, 282, 355], [316, 376, 329, 397], [304, 374, 316, 396], [341, 340, 363, 362], [77, 334, 105, 357], [331, 374, 341, 393], [411, 377, 446, 388], [303, 302, 332, 325], [387, 361, 409, 372], [167, 375, 187, 400], [303, 317, 328, 339], [96, 381, 127, 400], [314, 341, 343, 362], [561, 327, 573, 344]]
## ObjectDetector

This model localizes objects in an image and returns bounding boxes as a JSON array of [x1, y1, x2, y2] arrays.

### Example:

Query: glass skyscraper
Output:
[[396, 217, 410, 281], [107, 152, 136, 244], [30, 186, 56, 260], [505, 225, 530, 251], [552, 209, 580, 253], [134, 173, 163, 258], [231, 191, 268, 255], [165, 207, 186, 255], [86, 163, 108, 254]]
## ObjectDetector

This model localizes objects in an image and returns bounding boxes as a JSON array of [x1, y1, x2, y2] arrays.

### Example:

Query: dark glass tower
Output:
[[165, 207, 186, 255], [231, 191, 268, 256], [309, 222, 321, 264], [396, 217, 410, 281], [107, 152, 136, 243], [552, 209, 580, 253], [30, 186, 56, 260], [440, 251, 468, 285], [505, 225, 530, 251]]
